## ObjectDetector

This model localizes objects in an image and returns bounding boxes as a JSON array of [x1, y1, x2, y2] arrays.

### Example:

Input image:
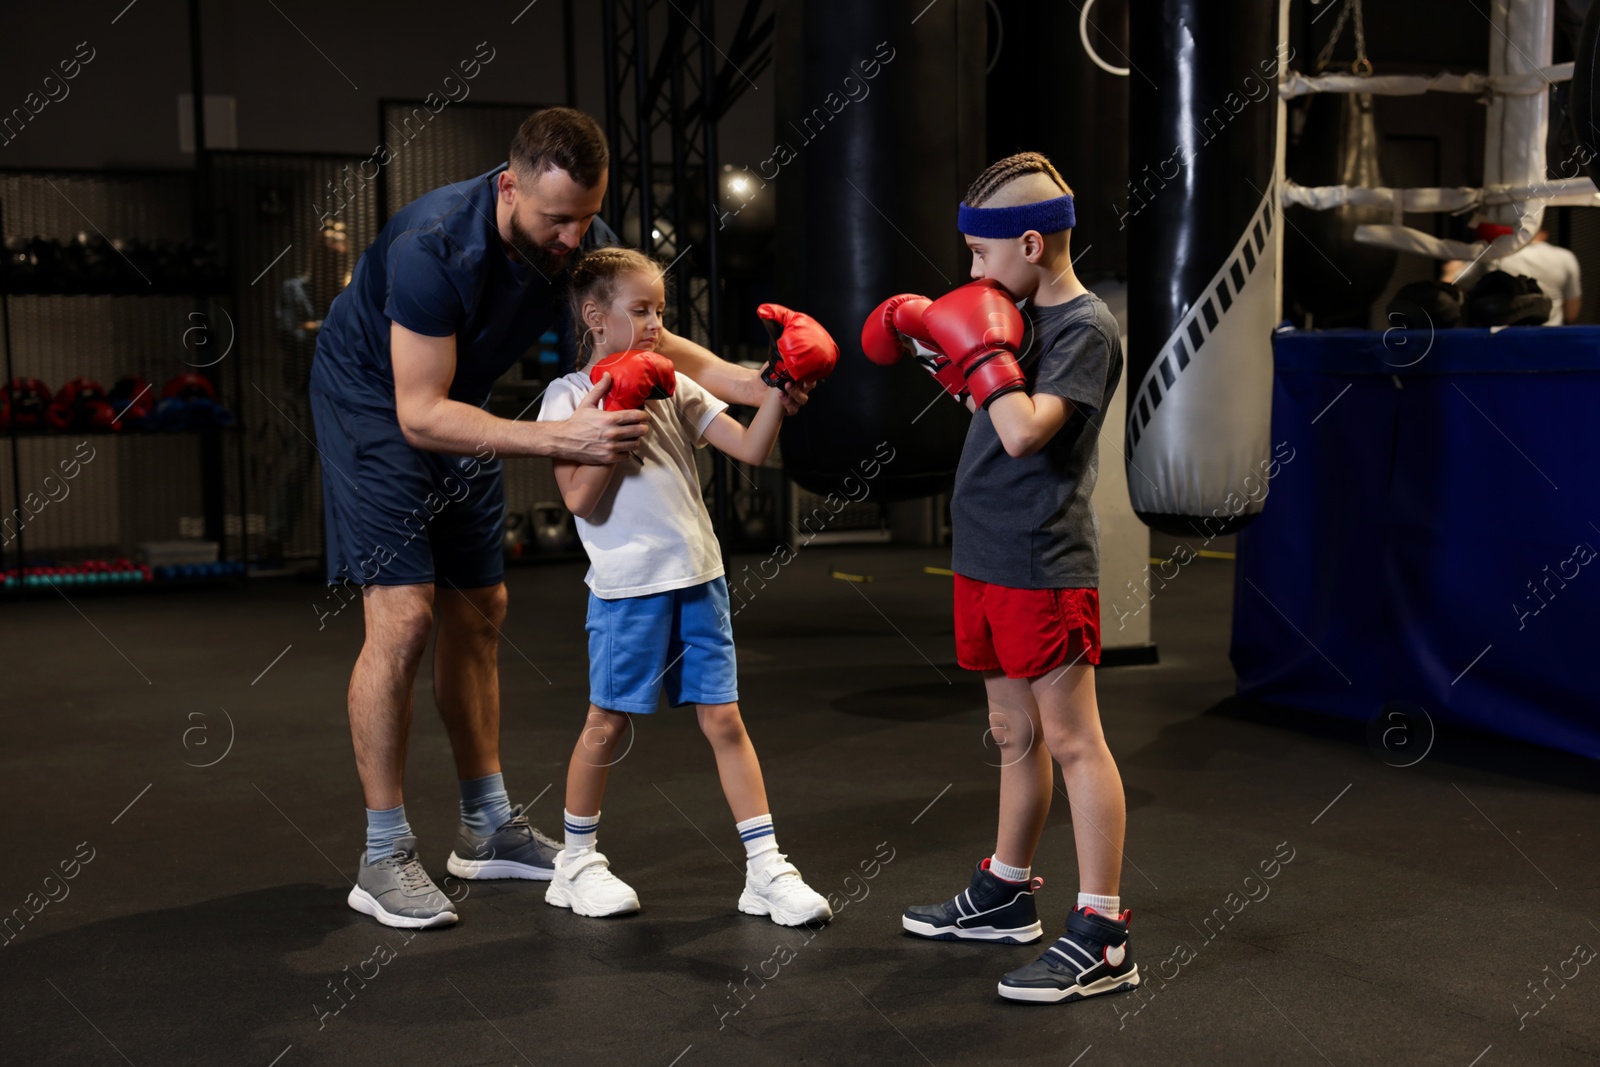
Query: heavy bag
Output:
[[772, 0, 986, 501], [1284, 91, 1397, 322], [1572, 0, 1600, 186], [1126, 0, 1284, 537]]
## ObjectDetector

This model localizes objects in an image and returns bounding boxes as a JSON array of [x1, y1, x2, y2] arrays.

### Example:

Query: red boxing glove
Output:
[[921, 279, 1027, 408], [590, 349, 676, 411], [861, 293, 969, 403], [757, 303, 839, 389]]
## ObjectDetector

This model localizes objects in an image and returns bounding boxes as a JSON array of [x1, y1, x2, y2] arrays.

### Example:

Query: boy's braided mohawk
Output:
[[964, 152, 1072, 206]]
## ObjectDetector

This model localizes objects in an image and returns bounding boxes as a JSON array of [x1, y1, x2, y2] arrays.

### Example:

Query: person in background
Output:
[[1443, 225, 1582, 325]]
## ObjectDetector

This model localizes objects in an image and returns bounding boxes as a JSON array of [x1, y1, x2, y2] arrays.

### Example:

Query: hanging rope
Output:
[[1315, 0, 1372, 77]]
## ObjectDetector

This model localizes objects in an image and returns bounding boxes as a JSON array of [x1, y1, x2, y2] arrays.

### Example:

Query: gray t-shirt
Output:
[[950, 291, 1123, 589]]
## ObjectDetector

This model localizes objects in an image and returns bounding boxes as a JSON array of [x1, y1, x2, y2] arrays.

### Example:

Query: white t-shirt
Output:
[[1462, 240, 1583, 325], [537, 369, 728, 598]]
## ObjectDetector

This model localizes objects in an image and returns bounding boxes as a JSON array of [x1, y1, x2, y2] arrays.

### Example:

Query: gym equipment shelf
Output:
[[0, 168, 246, 587]]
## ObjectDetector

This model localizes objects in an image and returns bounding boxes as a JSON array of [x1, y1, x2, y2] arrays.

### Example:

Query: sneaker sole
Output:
[[446, 852, 555, 881], [902, 916, 1043, 944], [544, 881, 639, 917], [738, 889, 833, 927], [346, 886, 458, 930], [997, 966, 1141, 1004]]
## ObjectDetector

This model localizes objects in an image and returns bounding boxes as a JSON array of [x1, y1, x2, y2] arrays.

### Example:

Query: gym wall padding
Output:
[[1126, 0, 1282, 536], [1231, 326, 1600, 760], [773, 0, 986, 501]]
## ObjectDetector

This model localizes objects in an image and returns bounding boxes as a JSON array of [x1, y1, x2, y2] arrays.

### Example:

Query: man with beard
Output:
[[309, 107, 811, 928]]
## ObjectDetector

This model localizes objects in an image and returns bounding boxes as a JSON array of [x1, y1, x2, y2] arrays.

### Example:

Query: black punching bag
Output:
[[1125, 0, 1283, 537], [773, 0, 986, 500], [1572, 0, 1600, 187]]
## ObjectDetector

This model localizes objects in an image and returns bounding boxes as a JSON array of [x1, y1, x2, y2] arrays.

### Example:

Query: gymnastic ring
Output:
[[1080, 0, 1130, 77], [985, 0, 1005, 76]]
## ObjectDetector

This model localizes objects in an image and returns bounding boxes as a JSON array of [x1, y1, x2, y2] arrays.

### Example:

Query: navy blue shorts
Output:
[[310, 387, 506, 588], [587, 578, 739, 713]]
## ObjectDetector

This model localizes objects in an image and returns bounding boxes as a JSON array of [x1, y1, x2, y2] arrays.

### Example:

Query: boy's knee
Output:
[[1045, 729, 1101, 767], [987, 710, 1035, 751]]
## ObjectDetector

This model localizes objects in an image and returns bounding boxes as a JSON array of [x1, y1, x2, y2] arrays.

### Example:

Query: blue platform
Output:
[[1231, 325, 1600, 759]]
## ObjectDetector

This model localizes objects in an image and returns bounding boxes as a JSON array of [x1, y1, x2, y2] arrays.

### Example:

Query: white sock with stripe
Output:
[[736, 814, 779, 861], [564, 809, 600, 852]]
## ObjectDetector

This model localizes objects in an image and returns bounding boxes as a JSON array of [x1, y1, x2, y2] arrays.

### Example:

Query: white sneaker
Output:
[[543, 847, 640, 917], [738, 852, 833, 926]]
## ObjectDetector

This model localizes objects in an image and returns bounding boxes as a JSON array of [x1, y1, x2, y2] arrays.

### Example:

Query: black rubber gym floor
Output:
[[3, 542, 1597, 1066]]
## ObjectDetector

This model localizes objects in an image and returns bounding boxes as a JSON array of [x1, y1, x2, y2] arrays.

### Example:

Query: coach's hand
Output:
[[553, 373, 651, 464]]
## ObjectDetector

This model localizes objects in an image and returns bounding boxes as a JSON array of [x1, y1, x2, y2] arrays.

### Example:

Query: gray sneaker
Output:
[[445, 806, 560, 881], [347, 836, 459, 929]]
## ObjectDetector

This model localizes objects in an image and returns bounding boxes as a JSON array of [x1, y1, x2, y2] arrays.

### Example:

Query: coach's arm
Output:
[[391, 321, 648, 463]]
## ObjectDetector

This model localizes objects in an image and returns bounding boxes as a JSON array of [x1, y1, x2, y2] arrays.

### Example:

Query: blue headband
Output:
[[957, 193, 1076, 238]]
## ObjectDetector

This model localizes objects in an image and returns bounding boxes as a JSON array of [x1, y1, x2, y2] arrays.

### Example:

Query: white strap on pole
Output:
[[1353, 209, 1541, 264], [1281, 177, 1600, 213], [1280, 62, 1570, 98]]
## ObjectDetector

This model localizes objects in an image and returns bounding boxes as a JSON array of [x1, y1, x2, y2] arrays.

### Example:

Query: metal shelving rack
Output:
[[0, 168, 244, 595]]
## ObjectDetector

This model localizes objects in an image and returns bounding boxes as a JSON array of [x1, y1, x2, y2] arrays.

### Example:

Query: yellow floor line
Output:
[[1148, 550, 1237, 565]]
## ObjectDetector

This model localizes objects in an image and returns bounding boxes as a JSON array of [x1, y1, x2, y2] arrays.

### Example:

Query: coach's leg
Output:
[[433, 582, 507, 780], [350, 583, 436, 809]]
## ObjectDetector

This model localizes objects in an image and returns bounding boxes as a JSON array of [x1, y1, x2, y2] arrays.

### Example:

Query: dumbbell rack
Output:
[[0, 168, 245, 598]]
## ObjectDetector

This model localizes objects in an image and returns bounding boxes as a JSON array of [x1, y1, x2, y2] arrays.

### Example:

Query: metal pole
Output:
[[633, 0, 655, 256], [699, 0, 730, 546], [0, 199, 23, 576], [601, 0, 625, 231], [563, 0, 579, 107], [668, 9, 692, 335], [189, 0, 227, 560]]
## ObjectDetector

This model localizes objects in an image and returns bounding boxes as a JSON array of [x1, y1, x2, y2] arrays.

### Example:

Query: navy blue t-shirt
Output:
[[310, 163, 567, 411]]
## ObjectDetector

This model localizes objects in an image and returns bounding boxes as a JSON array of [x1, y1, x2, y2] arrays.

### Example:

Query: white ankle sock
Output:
[[564, 809, 600, 852], [990, 856, 1030, 883], [736, 814, 779, 861], [1078, 892, 1121, 918]]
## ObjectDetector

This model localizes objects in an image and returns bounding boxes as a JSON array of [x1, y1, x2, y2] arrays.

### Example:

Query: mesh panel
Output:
[[380, 101, 545, 222], [209, 152, 377, 563]]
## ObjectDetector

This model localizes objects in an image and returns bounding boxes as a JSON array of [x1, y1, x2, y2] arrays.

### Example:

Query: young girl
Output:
[[535, 246, 836, 925]]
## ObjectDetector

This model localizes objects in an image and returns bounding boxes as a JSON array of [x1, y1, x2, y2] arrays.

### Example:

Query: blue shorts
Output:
[[587, 578, 739, 714], [310, 386, 506, 588]]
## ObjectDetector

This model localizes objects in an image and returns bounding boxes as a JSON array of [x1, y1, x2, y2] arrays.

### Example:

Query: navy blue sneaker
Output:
[[997, 905, 1140, 1003], [901, 858, 1044, 943]]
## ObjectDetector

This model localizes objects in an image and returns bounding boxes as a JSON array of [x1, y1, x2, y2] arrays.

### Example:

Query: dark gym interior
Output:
[[2, 2, 1597, 1065]]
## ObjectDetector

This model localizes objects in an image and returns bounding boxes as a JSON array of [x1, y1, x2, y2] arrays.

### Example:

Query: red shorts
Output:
[[954, 575, 1101, 679]]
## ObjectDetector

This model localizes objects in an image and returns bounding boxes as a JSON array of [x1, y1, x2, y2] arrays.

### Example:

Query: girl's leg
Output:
[[696, 702, 768, 822], [987, 672, 1054, 870], [1032, 664, 1123, 896], [564, 704, 631, 817]]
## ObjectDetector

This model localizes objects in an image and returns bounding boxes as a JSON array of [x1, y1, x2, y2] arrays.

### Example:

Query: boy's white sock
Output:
[[989, 856, 1030, 883], [1078, 892, 1121, 918]]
